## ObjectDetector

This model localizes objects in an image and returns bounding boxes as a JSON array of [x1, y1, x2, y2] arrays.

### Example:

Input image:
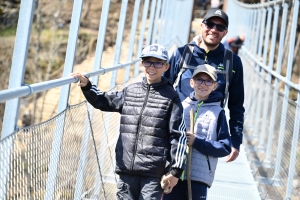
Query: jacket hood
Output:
[[189, 90, 223, 103]]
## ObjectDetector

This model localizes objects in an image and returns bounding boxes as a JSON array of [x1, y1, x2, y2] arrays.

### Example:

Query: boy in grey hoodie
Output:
[[163, 64, 231, 200]]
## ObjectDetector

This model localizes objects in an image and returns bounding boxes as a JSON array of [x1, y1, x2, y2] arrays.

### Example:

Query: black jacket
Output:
[[164, 42, 244, 150], [81, 77, 187, 178]]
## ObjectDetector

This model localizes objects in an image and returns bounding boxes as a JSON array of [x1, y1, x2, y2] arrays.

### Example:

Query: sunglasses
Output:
[[203, 20, 227, 32], [142, 61, 166, 69], [193, 78, 215, 86]]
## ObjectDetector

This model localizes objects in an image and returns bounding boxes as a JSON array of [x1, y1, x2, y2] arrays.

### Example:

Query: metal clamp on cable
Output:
[[73, 76, 79, 83], [100, 67, 106, 75], [23, 84, 33, 97]]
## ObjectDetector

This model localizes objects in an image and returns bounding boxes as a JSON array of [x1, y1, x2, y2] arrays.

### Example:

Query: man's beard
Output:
[[202, 37, 220, 49], [202, 34, 221, 49]]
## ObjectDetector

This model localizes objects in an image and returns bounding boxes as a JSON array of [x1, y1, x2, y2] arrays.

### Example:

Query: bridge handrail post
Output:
[[45, 0, 85, 199], [273, 0, 299, 182], [109, 0, 129, 90], [0, 0, 36, 199]]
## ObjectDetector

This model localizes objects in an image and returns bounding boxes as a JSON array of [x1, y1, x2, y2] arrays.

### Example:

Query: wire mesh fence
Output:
[[242, 56, 300, 200], [0, 101, 121, 199]]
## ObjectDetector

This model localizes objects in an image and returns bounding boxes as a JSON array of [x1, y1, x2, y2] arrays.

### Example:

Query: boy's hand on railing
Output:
[[70, 73, 89, 87]]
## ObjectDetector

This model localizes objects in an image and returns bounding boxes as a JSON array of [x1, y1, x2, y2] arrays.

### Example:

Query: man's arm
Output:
[[226, 56, 245, 162], [71, 72, 124, 112]]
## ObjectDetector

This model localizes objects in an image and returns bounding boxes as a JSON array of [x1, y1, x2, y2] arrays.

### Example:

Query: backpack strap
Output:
[[173, 45, 194, 89], [222, 49, 233, 108], [173, 45, 233, 108]]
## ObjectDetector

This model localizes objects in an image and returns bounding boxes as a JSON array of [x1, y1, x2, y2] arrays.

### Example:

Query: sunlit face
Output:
[[142, 57, 169, 84], [190, 72, 218, 101], [200, 17, 228, 50]]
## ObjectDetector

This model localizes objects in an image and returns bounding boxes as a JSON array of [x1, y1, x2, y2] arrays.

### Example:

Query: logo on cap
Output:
[[215, 10, 222, 16], [150, 45, 158, 52], [140, 44, 169, 61]]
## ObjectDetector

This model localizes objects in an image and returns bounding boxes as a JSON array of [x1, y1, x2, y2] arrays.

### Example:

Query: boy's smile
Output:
[[142, 57, 169, 84], [191, 73, 217, 101]]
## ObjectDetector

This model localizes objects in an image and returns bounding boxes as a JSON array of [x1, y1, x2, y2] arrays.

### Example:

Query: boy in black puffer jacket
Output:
[[71, 44, 187, 200]]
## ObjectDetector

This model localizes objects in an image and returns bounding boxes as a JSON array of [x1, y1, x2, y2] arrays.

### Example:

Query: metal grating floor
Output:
[[207, 145, 261, 200]]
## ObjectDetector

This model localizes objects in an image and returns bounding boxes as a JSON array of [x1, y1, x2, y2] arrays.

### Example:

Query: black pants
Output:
[[117, 174, 163, 200], [162, 179, 207, 200]]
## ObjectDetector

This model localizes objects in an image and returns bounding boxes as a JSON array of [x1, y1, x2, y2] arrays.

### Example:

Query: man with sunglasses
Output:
[[71, 44, 187, 200], [164, 8, 245, 163]]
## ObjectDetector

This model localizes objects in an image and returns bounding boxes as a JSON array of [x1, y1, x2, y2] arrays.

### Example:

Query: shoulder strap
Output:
[[173, 45, 194, 89], [222, 49, 233, 108], [172, 46, 233, 108]]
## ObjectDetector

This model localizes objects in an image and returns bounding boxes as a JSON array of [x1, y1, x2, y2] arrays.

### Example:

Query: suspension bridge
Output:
[[0, 0, 299, 199]]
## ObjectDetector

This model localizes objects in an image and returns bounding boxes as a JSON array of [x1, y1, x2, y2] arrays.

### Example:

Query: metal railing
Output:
[[0, 0, 194, 199], [227, 0, 300, 199], [1, 0, 300, 199], [0, 0, 194, 136]]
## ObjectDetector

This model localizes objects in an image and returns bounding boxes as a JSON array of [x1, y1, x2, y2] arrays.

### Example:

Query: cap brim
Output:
[[140, 54, 168, 61], [193, 71, 216, 81], [204, 16, 228, 27]]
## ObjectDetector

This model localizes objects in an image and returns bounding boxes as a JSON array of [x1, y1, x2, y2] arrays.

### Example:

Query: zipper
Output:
[[206, 155, 211, 171], [204, 55, 207, 62], [204, 50, 209, 63], [130, 84, 150, 172], [193, 101, 211, 171], [181, 101, 205, 180]]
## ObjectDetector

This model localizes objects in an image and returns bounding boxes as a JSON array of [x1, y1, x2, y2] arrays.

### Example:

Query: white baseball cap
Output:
[[140, 44, 169, 61]]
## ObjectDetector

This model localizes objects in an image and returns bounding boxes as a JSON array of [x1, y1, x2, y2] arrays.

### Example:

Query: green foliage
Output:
[[0, 25, 17, 36], [37, 57, 64, 74]]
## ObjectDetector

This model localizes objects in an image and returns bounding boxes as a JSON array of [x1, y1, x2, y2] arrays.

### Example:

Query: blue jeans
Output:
[[117, 174, 163, 200], [162, 180, 207, 200]]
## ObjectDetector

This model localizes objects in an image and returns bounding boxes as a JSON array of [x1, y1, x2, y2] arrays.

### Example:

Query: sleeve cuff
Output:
[[81, 80, 92, 91], [170, 168, 183, 178], [192, 136, 204, 148], [231, 139, 241, 151]]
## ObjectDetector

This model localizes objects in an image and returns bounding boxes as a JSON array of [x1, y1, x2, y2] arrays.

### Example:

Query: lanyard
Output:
[[193, 101, 211, 170], [193, 101, 203, 124]]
